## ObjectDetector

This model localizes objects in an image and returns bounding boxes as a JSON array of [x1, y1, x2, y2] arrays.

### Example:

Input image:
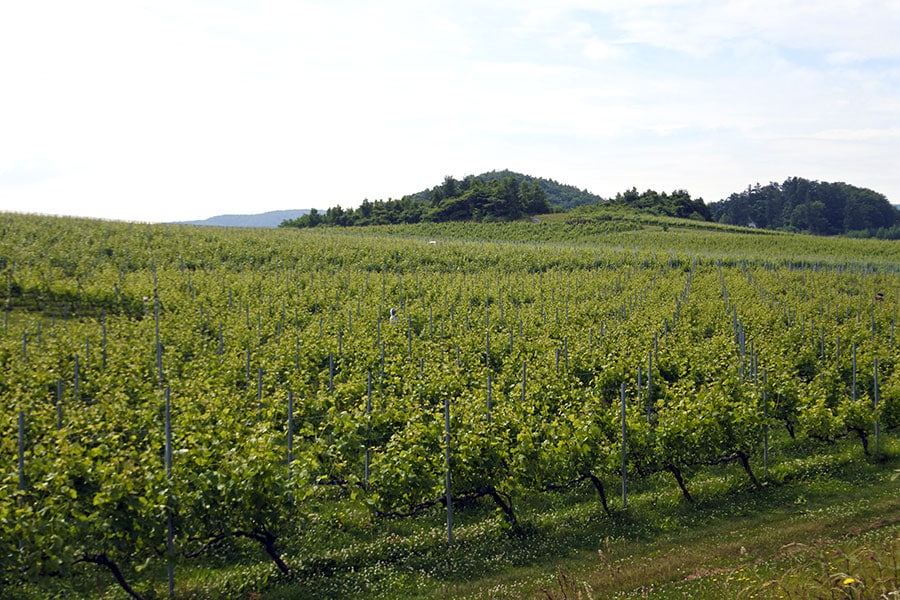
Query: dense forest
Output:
[[709, 177, 899, 237], [430, 169, 604, 210], [280, 173, 552, 228], [607, 187, 711, 221]]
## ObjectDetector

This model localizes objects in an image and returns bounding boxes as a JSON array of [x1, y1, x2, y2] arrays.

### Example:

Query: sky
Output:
[[1, 0, 899, 223]]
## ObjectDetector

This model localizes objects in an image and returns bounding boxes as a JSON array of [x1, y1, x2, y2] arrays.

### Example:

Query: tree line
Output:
[[608, 187, 712, 221], [280, 174, 551, 228], [281, 171, 897, 238], [708, 177, 899, 237]]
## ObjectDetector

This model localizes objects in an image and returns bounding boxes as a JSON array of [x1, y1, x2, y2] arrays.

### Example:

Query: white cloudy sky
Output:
[[1, 0, 899, 223]]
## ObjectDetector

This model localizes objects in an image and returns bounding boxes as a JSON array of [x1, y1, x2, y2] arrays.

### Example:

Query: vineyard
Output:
[[1, 212, 898, 599]]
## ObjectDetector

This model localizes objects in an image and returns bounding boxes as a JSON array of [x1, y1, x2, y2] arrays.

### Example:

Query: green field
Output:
[[1, 212, 898, 599]]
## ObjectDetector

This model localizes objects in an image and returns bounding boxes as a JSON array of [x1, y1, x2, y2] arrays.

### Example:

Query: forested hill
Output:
[[278, 171, 713, 229], [606, 187, 711, 221], [281, 172, 558, 228], [406, 170, 605, 210], [709, 177, 899, 237]]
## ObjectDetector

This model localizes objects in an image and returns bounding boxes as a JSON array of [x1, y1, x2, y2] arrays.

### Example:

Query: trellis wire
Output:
[[647, 351, 654, 422], [444, 396, 453, 544], [329, 354, 334, 393], [74, 356, 80, 402], [762, 370, 769, 477], [521, 362, 527, 403], [18, 410, 25, 559], [621, 383, 627, 508], [486, 375, 492, 424], [257, 367, 263, 414], [287, 391, 294, 472], [155, 294, 163, 384], [874, 359, 880, 456], [165, 387, 174, 598], [56, 380, 63, 429], [18, 410, 25, 493], [365, 373, 372, 488]]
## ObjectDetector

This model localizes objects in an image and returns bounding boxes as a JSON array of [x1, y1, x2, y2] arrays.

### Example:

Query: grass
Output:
[[437, 472, 898, 600], [534, 489, 898, 600], [235, 435, 899, 600]]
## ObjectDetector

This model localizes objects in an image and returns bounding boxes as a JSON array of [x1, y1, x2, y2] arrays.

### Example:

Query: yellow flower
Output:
[[842, 577, 856, 585]]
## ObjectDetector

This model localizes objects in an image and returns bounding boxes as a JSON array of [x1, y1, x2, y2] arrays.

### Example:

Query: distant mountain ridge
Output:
[[177, 209, 308, 228]]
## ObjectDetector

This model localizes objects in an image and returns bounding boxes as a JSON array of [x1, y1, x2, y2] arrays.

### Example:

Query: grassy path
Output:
[[431, 466, 899, 599]]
